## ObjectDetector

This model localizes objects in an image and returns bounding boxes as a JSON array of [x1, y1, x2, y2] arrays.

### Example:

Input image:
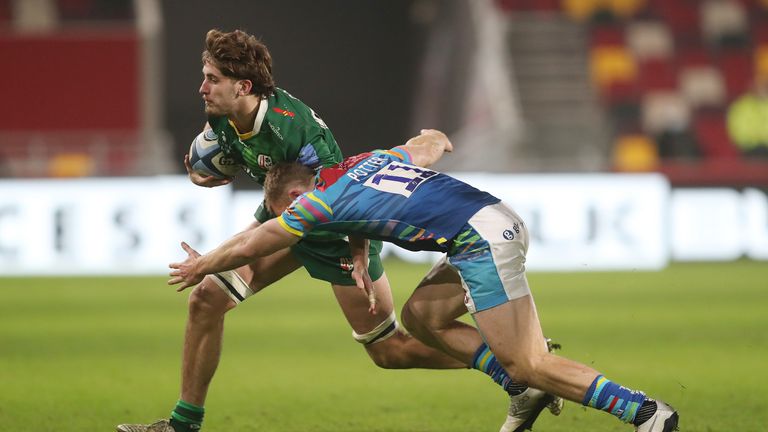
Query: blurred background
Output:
[[1, 0, 767, 273], [3, 0, 768, 179], [1, 3, 767, 431]]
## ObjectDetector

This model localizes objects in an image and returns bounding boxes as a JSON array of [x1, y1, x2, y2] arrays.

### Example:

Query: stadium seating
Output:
[[612, 133, 659, 171], [500, 0, 768, 185], [0, 0, 143, 177]]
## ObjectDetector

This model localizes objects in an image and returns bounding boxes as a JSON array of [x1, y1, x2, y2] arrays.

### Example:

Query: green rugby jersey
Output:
[[207, 87, 343, 185], [207, 88, 344, 237]]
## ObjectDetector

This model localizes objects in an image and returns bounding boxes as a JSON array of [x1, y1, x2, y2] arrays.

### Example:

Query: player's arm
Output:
[[169, 219, 299, 289], [184, 122, 233, 188], [349, 235, 376, 313], [399, 129, 453, 168]]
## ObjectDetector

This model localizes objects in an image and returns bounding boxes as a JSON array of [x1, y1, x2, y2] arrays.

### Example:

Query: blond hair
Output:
[[264, 162, 316, 211]]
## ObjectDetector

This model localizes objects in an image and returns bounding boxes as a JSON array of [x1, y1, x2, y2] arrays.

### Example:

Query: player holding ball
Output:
[[117, 29, 557, 432]]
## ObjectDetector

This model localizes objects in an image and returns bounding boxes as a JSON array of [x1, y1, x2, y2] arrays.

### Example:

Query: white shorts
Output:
[[444, 202, 531, 313]]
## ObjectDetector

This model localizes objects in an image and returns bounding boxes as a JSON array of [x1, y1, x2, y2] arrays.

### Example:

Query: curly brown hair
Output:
[[202, 29, 276, 97]]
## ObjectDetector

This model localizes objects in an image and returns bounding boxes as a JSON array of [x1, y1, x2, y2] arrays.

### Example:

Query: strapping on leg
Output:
[[210, 270, 254, 304], [352, 311, 400, 345]]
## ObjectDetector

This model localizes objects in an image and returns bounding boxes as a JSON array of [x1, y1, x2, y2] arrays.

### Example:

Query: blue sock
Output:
[[472, 343, 527, 395], [582, 375, 647, 423]]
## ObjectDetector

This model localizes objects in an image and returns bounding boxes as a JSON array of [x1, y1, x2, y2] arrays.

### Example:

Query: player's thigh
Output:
[[331, 272, 395, 335], [238, 247, 302, 292], [472, 295, 547, 369], [403, 258, 467, 328], [210, 249, 303, 305]]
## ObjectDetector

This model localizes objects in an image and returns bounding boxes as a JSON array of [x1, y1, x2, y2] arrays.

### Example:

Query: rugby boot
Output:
[[634, 400, 679, 432], [116, 419, 175, 432]]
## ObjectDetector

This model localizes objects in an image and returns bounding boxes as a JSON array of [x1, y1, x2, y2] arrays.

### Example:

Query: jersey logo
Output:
[[503, 223, 521, 240], [339, 257, 354, 272], [258, 154, 273, 170], [272, 107, 295, 118]]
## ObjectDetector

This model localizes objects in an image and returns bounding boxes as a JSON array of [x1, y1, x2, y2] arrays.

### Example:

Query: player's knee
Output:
[[400, 300, 442, 340], [500, 353, 546, 386], [364, 332, 412, 369], [352, 312, 410, 368], [400, 301, 426, 337], [187, 276, 234, 318]]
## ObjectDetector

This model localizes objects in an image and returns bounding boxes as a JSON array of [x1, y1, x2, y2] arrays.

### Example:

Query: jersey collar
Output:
[[229, 96, 268, 140]]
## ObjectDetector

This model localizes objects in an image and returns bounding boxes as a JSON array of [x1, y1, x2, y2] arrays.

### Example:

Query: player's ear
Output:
[[287, 188, 303, 201], [238, 79, 253, 95]]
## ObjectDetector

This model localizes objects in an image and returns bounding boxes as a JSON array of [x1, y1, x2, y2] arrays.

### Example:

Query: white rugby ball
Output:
[[189, 129, 241, 178]]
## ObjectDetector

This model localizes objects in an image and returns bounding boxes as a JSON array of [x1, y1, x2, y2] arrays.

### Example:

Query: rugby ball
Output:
[[189, 129, 241, 178]]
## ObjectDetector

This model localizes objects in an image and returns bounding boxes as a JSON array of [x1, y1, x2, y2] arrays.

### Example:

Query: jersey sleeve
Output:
[[253, 200, 275, 224], [276, 191, 334, 238], [296, 133, 342, 169], [374, 147, 412, 164]]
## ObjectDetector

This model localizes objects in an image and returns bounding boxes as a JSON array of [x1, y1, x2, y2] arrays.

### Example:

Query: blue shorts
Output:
[[445, 202, 531, 313]]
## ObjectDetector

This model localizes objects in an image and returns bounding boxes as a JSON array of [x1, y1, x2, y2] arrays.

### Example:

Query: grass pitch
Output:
[[1, 260, 766, 431]]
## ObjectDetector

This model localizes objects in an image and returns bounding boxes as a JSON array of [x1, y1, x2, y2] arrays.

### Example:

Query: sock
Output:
[[169, 400, 205, 432], [472, 343, 528, 396], [582, 375, 647, 423]]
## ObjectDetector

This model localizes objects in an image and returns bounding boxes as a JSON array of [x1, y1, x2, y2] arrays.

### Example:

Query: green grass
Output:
[[1, 260, 766, 431]]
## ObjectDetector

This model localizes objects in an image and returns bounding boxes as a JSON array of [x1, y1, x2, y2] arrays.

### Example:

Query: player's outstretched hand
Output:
[[420, 129, 453, 153], [168, 241, 204, 291], [351, 267, 376, 314], [184, 154, 233, 188]]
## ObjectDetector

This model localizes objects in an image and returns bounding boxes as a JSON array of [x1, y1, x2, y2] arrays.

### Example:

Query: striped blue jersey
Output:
[[277, 147, 500, 252]]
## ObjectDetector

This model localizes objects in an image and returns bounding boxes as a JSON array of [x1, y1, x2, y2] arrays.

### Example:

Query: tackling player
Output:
[[165, 129, 680, 432], [117, 29, 555, 432]]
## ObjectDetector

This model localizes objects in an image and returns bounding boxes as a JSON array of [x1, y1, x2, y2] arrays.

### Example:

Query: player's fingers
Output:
[[183, 154, 194, 172], [180, 241, 199, 257], [351, 271, 365, 290]]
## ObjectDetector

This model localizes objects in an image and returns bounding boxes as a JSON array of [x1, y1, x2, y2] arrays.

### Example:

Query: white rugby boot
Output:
[[499, 387, 555, 432], [116, 419, 175, 432], [635, 400, 679, 432]]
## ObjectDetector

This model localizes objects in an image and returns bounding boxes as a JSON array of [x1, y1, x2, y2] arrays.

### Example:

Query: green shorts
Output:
[[291, 238, 385, 286], [256, 200, 384, 286]]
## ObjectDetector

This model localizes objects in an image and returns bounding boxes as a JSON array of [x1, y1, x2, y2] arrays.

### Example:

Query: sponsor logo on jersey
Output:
[[269, 123, 283, 140], [503, 223, 521, 241], [272, 107, 295, 117], [257, 154, 273, 170], [339, 257, 354, 272]]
